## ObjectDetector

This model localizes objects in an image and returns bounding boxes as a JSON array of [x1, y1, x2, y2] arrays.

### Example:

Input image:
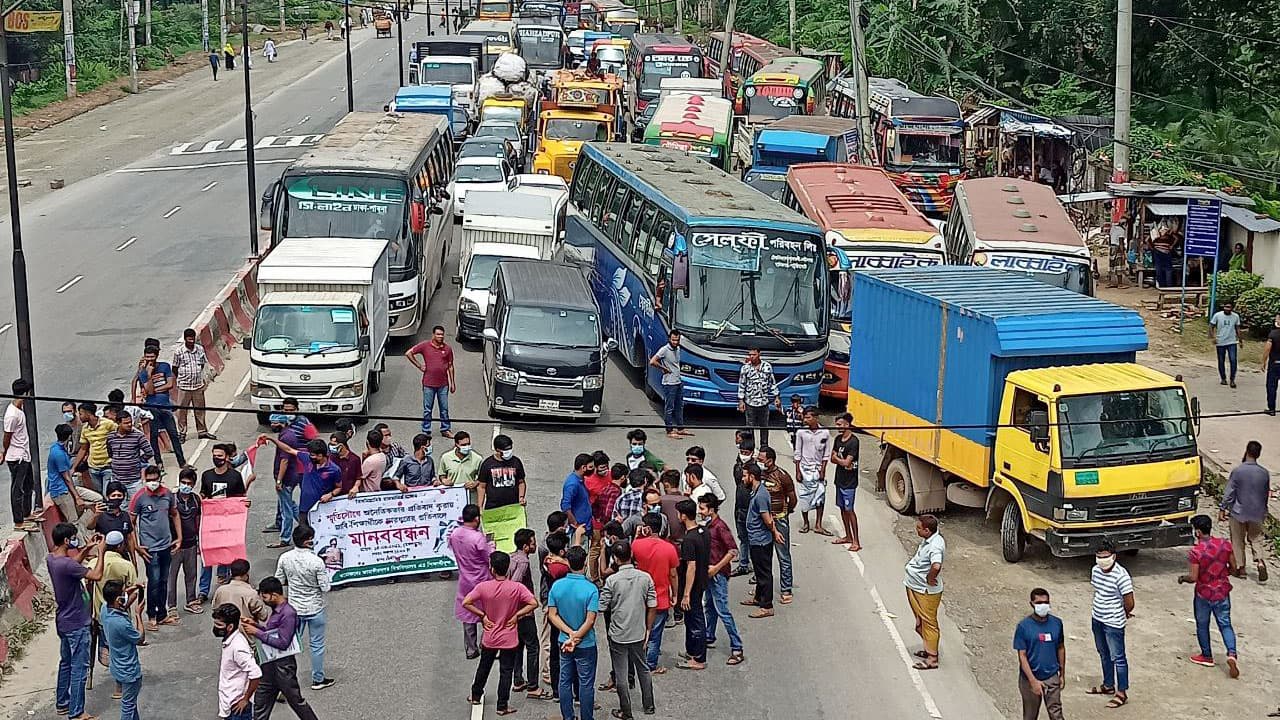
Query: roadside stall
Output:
[[965, 105, 1076, 191]]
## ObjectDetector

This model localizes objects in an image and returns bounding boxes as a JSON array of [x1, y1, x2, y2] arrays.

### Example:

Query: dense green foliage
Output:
[[1211, 271, 1263, 310], [729, 0, 1280, 205], [1237, 285, 1280, 332]]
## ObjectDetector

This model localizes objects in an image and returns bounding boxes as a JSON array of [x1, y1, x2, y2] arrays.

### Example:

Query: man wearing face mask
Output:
[[1014, 588, 1065, 720], [88, 482, 141, 561], [449, 504, 497, 659], [101, 580, 146, 720], [323, 433, 362, 500], [1087, 541, 1133, 709], [73, 401, 116, 493], [47, 424, 88, 534], [243, 576, 321, 720], [169, 468, 204, 615], [106, 412, 154, 499], [212, 603, 262, 720], [393, 433, 435, 490], [624, 429, 664, 472], [439, 431, 482, 500], [200, 444, 253, 599], [129, 465, 182, 630], [267, 414, 303, 549], [622, 489, 669, 540], [730, 435, 755, 577], [275, 525, 336, 691], [477, 435, 527, 513]]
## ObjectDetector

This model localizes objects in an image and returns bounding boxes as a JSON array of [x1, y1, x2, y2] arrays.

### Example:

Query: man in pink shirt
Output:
[[404, 325, 456, 438], [449, 504, 496, 659], [464, 550, 538, 715]]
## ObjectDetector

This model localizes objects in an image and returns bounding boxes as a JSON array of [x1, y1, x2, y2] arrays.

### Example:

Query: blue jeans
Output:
[[198, 564, 232, 599], [645, 608, 669, 670], [660, 382, 684, 431], [55, 626, 91, 716], [422, 385, 451, 434], [227, 705, 253, 720], [119, 677, 142, 720], [704, 574, 743, 651], [1194, 595, 1237, 658], [558, 645, 597, 720], [1216, 343, 1238, 382], [147, 407, 187, 466], [143, 548, 171, 621], [1091, 618, 1128, 692], [278, 484, 298, 544], [87, 466, 113, 494], [775, 514, 793, 594], [298, 609, 328, 683], [683, 586, 707, 663]]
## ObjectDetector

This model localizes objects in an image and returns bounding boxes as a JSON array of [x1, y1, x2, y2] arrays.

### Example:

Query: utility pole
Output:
[[278, 0, 284, 31], [396, 0, 404, 86], [788, 0, 795, 50], [1109, 0, 1132, 284], [144, 0, 150, 44], [62, 0, 76, 96], [848, 0, 872, 163], [718, 0, 735, 91], [127, 0, 139, 92], [241, 0, 259, 256], [345, 0, 354, 111], [219, 0, 227, 58], [674, 0, 683, 32], [201, 0, 209, 50]]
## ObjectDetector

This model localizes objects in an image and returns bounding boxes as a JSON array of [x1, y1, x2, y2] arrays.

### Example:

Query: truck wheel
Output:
[[1001, 501, 1026, 563], [255, 412, 271, 427], [368, 369, 381, 394], [884, 458, 914, 514]]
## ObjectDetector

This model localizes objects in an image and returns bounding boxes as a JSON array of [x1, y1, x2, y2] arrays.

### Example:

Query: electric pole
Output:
[[788, 0, 795, 50], [241, 0, 259, 256], [127, 0, 139, 92], [144, 0, 151, 45], [674, 0, 683, 32], [219, 0, 227, 57], [718, 0, 735, 90], [201, 0, 209, 50], [63, 0, 76, 97], [1111, 0, 1131, 184], [849, 0, 872, 163], [345, 0, 354, 111], [396, 0, 405, 86], [279, 0, 285, 31]]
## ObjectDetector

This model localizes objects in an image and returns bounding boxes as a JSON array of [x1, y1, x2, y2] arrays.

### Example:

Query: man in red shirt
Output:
[[404, 325, 456, 438], [1178, 514, 1239, 677], [698, 495, 743, 665], [632, 514, 678, 673], [584, 452, 616, 580]]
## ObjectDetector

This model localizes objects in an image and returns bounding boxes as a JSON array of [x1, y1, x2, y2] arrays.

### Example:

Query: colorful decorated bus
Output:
[[736, 56, 827, 125], [642, 92, 733, 169]]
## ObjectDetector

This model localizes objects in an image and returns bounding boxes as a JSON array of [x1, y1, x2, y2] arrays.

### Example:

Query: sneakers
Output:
[[1189, 654, 1215, 667], [311, 678, 336, 690]]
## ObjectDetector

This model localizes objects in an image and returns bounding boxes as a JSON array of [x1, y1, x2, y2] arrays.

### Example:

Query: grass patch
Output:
[[0, 591, 53, 676], [1165, 317, 1265, 366], [1200, 464, 1280, 556]]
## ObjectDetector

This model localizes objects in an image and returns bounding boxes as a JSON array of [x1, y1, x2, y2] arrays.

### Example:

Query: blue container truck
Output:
[[740, 115, 860, 200], [847, 266, 1202, 561]]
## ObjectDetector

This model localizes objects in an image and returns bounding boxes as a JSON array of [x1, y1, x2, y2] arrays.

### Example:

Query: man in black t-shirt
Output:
[[199, 444, 248, 498], [830, 413, 861, 551], [1264, 314, 1280, 414], [676, 498, 710, 669], [477, 433, 526, 510]]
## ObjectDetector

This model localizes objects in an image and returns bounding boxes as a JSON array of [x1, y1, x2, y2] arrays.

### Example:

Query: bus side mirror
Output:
[[1026, 409, 1050, 447], [672, 254, 689, 296], [259, 181, 278, 231], [1191, 396, 1201, 432], [410, 201, 426, 233]]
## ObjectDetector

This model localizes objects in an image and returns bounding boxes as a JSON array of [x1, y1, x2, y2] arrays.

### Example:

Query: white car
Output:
[[448, 156, 515, 220], [510, 174, 568, 235]]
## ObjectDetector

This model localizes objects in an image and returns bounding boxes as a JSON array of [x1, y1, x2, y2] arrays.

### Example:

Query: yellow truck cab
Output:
[[481, 94, 531, 137], [532, 69, 622, 180], [848, 266, 1202, 562]]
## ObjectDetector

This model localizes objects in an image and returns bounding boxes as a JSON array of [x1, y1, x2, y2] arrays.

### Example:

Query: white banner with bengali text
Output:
[[307, 487, 468, 586]]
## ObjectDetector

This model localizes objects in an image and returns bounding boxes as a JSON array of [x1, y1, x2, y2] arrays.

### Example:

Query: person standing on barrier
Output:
[[4, 378, 36, 531], [135, 339, 187, 472]]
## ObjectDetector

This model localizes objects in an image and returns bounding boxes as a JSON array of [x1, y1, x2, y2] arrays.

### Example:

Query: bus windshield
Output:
[[545, 118, 608, 141], [253, 304, 360, 354], [518, 28, 563, 66], [747, 89, 802, 122], [282, 174, 408, 264], [1058, 388, 1195, 468], [480, 0, 511, 14], [419, 62, 475, 84], [606, 22, 637, 38], [888, 131, 962, 169], [640, 54, 701, 94], [676, 227, 825, 343]]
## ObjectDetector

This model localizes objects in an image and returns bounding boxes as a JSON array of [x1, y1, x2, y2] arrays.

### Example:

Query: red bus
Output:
[[625, 34, 705, 124], [780, 162, 944, 401], [705, 31, 788, 99]]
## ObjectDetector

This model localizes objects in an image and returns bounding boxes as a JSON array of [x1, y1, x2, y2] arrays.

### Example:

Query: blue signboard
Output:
[[1184, 198, 1222, 258]]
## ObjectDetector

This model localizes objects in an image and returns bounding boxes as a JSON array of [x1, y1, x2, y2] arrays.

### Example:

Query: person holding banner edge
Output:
[[450, 504, 497, 659]]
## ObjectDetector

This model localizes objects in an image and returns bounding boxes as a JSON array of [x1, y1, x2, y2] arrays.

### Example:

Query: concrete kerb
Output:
[[0, 532, 50, 666], [193, 256, 266, 382]]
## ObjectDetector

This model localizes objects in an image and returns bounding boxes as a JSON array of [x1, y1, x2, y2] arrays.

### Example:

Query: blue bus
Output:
[[743, 115, 861, 201], [566, 143, 828, 406]]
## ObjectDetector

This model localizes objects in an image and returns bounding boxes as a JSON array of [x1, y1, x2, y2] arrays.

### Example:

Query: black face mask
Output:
[[212, 457, 228, 468], [106, 498, 123, 510], [212, 625, 228, 639]]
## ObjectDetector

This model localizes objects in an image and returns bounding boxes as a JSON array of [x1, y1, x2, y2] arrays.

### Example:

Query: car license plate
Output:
[[538, 399, 560, 410]]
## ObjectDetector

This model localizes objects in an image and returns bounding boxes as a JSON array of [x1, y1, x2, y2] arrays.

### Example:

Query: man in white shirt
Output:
[[275, 525, 336, 691], [212, 603, 261, 720], [1208, 301, 1241, 388], [4, 378, 36, 531]]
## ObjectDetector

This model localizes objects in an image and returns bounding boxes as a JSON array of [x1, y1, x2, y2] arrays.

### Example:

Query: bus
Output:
[[705, 31, 788, 98], [459, 20, 516, 68], [832, 76, 965, 216], [478, 0, 514, 20], [736, 55, 827, 125], [514, 21, 565, 71], [945, 177, 1093, 295], [602, 5, 640, 37], [567, 143, 829, 406], [780, 162, 943, 401], [742, 115, 860, 200], [260, 112, 456, 337], [625, 34, 705, 126], [643, 92, 733, 170]]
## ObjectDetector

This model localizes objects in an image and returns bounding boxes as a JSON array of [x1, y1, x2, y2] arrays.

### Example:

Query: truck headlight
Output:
[[250, 383, 280, 399], [1177, 496, 1194, 511], [1053, 505, 1088, 521], [583, 375, 603, 390], [495, 366, 519, 384], [390, 295, 416, 311], [332, 382, 364, 399], [460, 298, 481, 315], [679, 362, 709, 379]]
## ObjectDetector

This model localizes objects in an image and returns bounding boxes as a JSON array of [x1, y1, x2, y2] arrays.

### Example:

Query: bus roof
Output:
[[288, 112, 447, 175], [583, 143, 820, 232], [750, 56, 824, 83], [648, 93, 733, 136], [461, 20, 514, 31], [862, 77, 962, 121], [953, 178, 1086, 249], [786, 163, 938, 238], [764, 115, 859, 136], [630, 33, 698, 53]]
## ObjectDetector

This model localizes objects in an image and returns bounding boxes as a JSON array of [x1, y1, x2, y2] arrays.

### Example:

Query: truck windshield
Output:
[[545, 119, 608, 141], [1058, 388, 1196, 466], [747, 90, 802, 122], [484, 105, 523, 124], [420, 62, 474, 84], [676, 227, 826, 345], [282, 174, 408, 264], [641, 55, 700, 94], [742, 171, 787, 201], [518, 28, 563, 66], [605, 22, 637, 38], [253, 305, 360, 354], [480, 1, 510, 14], [466, 255, 509, 290], [888, 131, 962, 170], [506, 306, 599, 347]]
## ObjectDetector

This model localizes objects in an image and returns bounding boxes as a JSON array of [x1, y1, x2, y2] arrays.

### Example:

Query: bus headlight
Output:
[[791, 370, 823, 385], [679, 362, 709, 379], [495, 366, 519, 384], [583, 375, 603, 390]]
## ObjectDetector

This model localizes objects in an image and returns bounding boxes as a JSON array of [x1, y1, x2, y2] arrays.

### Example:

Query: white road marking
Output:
[[116, 158, 296, 174], [300, 115, 311, 124], [469, 694, 484, 720], [163, 205, 182, 218], [0, 323, 11, 335], [201, 181, 218, 192], [116, 237, 138, 251], [55, 275, 84, 294], [330, 96, 337, 102], [492, 423, 501, 441], [848, 551, 943, 719]]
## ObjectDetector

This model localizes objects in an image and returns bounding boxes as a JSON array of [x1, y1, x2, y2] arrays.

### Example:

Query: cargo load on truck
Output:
[[848, 265, 1201, 562]]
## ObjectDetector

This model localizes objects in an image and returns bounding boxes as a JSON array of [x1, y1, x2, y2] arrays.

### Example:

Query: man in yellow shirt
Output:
[[438, 431, 482, 498], [72, 402, 116, 493]]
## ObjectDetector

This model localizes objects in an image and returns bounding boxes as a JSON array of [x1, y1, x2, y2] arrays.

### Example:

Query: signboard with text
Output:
[[1184, 198, 1222, 258], [4, 11, 63, 32]]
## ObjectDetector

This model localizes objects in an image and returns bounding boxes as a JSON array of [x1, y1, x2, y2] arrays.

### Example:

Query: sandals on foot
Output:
[[1086, 686, 1115, 696], [525, 689, 551, 700], [912, 661, 939, 671], [798, 525, 811, 534], [726, 652, 744, 665], [1106, 695, 1128, 709], [495, 709, 518, 716], [780, 593, 793, 604]]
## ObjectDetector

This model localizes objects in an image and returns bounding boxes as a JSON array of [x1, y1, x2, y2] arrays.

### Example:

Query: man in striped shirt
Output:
[[173, 329, 216, 442], [736, 348, 780, 449], [106, 413, 153, 498], [1088, 541, 1134, 709]]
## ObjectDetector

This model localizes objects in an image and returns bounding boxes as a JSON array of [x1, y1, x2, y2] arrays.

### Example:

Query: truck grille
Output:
[[279, 385, 332, 397], [556, 156, 576, 178], [1092, 490, 1183, 521]]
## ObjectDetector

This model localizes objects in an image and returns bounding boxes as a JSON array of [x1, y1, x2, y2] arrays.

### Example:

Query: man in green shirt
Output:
[[439, 430, 483, 498]]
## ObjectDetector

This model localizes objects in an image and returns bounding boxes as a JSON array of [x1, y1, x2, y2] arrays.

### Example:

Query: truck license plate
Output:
[[538, 399, 560, 410]]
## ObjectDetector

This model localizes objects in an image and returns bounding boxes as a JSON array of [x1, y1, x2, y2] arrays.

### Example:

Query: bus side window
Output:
[[646, 212, 673, 277], [591, 172, 615, 226], [569, 158, 594, 209], [602, 183, 629, 240], [631, 202, 658, 260], [620, 189, 643, 245]]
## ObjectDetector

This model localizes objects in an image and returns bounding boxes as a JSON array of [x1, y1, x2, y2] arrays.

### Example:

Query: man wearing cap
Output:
[[173, 328, 217, 442]]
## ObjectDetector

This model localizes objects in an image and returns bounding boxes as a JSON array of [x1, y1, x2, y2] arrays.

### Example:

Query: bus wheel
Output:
[[1001, 501, 1026, 563], [884, 458, 914, 514]]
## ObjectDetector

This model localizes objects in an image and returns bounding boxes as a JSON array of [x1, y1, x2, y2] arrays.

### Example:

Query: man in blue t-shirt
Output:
[[1013, 587, 1065, 720], [547, 546, 599, 720], [136, 340, 187, 469], [47, 424, 87, 532], [258, 435, 342, 527]]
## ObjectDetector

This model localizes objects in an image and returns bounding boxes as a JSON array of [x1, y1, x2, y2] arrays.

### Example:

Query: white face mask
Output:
[[738, 453, 752, 463], [1032, 603, 1051, 618], [500, 449, 513, 460], [1096, 555, 1116, 571], [145, 481, 161, 492]]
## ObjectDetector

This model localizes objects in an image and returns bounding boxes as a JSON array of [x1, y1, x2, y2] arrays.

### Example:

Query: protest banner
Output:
[[4, 10, 63, 32], [480, 504, 526, 553], [200, 498, 250, 566], [308, 486, 468, 585]]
